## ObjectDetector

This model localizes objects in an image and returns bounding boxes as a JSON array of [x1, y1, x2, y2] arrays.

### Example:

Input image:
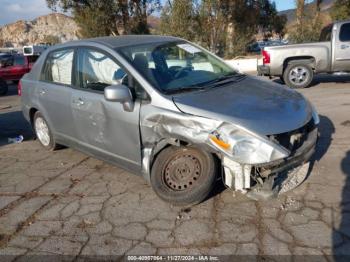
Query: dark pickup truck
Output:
[[0, 54, 38, 96]]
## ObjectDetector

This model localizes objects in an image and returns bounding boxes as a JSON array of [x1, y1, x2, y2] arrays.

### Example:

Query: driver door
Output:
[[334, 22, 350, 72], [71, 47, 142, 171]]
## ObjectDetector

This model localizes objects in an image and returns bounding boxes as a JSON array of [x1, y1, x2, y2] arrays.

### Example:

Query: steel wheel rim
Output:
[[163, 153, 202, 191], [289, 66, 309, 85], [35, 117, 50, 146]]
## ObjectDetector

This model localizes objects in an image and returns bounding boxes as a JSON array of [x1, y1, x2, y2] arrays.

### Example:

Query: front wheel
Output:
[[150, 146, 217, 206], [0, 79, 8, 96], [283, 63, 313, 89]]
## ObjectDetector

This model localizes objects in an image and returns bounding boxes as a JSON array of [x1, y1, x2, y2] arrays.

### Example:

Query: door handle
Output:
[[39, 89, 46, 95], [73, 98, 85, 106], [341, 44, 349, 49]]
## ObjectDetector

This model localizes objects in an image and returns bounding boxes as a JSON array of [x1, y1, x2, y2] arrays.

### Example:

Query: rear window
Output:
[[41, 49, 74, 85], [340, 23, 350, 42], [14, 56, 25, 66]]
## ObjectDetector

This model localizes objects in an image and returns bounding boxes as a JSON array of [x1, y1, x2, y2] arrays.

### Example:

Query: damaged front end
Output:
[[222, 120, 318, 199], [140, 104, 319, 199]]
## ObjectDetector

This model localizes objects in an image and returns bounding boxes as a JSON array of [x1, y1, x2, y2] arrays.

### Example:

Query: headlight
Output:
[[209, 124, 289, 164]]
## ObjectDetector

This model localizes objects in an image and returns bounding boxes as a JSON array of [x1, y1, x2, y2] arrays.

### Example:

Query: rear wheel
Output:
[[33, 111, 58, 150], [0, 79, 8, 96], [283, 63, 313, 89], [151, 146, 217, 206]]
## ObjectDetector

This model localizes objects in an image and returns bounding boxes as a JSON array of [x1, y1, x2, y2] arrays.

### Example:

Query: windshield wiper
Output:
[[201, 72, 246, 87], [164, 73, 246, 95], [164, 86, 206, 95]]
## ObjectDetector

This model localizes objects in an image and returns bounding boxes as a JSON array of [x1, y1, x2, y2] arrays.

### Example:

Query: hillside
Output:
[[0, 13, 79, 47], [279, 0, 335, 24]]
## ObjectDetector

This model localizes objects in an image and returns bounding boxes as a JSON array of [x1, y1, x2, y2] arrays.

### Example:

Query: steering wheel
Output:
[[174, 67, 192, 79]]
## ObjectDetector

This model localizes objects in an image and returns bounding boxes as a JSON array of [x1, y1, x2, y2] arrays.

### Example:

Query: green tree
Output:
[[46, 0, 161, 37], [171, 0, 195, 39], [160, 0, 286, 57], [196, 0, 228, 54], [258, 0, 285, 38], [331, 0, 350, 20], [273, 14, 288, 38], [160, 0, 196, 40], [295, 0, 305, 36], [289, 0, 326, 43]]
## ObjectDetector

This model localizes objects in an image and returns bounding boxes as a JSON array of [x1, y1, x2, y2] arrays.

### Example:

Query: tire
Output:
[[0, 79, 8, 96], [283, 63, 313, 89], [33, 111, 58, 150], [150, 146, 217, 206]]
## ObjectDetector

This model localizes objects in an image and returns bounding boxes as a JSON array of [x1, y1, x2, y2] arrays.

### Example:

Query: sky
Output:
[[0, 0, 297, 26]]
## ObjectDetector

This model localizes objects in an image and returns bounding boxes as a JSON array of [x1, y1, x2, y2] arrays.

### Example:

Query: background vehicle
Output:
[[247, 40, 287, 54], [23, 45, 49, 56], [258, 20, 350, 88], [0, 54, 38, 96], [21, 36, 318, 206]]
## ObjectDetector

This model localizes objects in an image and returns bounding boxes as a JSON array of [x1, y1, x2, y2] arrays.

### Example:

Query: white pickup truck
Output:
[[258, 20, 350, 88]]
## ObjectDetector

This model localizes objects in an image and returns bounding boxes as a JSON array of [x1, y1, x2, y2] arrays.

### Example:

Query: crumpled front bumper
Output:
[[223, 126, 318, 196], [257, 126, 318, 175]]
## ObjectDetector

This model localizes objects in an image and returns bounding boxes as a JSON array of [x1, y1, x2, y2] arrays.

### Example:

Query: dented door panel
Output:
[[71, 89, 141, 171]]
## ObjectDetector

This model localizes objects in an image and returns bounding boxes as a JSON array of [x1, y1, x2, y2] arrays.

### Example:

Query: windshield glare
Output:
[[117, 41, 238, 93]]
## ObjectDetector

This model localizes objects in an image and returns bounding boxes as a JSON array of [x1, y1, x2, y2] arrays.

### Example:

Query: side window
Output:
[[41, 49, 74, 85], [3, 57, 14, 67], [75, 48, 127, 92], [340, 23, 350, 42], [14, 56, 25, 66]]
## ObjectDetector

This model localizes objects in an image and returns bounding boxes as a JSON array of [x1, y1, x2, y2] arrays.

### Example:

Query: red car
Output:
[[0, 54, 38, 96]]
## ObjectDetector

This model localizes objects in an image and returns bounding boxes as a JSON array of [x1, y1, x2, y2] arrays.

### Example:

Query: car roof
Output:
[[60, 35, 181, 49]]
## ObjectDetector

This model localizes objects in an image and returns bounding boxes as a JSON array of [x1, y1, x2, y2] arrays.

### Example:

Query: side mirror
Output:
[[104, 84, 134, 112]]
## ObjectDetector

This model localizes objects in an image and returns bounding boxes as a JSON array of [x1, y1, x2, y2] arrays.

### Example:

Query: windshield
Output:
[[117, 41, 239, 94]]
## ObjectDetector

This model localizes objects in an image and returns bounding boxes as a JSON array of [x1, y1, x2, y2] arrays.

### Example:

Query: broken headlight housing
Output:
[[209, 124, 290, 165]]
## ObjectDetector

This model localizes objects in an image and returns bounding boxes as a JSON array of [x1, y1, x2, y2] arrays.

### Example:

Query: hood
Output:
[[172, 76, 313, 135]]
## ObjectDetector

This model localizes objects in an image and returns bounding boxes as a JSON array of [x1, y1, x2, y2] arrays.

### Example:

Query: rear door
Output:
[[38, 48, 77, 141], [71, 47, 142, 170], [334, 22, 350, 72]]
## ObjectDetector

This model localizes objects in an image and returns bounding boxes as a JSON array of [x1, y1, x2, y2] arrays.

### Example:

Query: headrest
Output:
[[133, 54, 149, 70]]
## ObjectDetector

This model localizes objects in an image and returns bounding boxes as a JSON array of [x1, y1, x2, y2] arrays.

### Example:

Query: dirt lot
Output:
[[0, 76, 350, 260]]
